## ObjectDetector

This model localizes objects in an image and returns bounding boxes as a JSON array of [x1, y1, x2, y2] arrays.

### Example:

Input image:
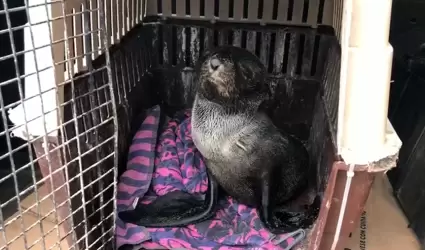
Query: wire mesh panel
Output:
[[0, 0, 130, 249]]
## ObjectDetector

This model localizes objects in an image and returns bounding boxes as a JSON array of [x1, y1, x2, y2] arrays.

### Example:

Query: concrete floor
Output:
[[0, 184, 68, 250]]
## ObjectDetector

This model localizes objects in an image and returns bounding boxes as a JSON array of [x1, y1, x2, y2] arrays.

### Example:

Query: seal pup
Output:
[[191, 45, 319, 232], [118, 46, 319, 231]]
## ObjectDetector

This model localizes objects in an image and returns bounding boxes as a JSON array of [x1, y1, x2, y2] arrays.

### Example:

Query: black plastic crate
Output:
[[61, 18, 341, 249]]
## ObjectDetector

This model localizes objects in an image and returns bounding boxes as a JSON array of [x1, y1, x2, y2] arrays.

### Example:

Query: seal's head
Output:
[[196, 46, 267, 102]]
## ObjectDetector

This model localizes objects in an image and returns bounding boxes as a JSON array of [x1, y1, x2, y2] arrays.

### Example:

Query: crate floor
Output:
[[345, 174, 420, 250]]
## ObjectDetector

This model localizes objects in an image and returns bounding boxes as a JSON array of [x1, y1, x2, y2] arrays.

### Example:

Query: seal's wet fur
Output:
[[192, 46, 319, 232]]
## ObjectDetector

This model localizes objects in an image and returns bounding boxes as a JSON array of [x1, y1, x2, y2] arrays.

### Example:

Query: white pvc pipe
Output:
[[337, 0, 394, 165]]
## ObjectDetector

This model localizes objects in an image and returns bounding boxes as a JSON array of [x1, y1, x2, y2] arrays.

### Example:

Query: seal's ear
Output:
[[237, 59, 266, 78], [236, 58, 267, 94]]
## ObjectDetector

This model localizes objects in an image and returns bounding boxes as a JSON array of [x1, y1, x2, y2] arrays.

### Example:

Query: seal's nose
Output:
[[209, 56, 221, 71]]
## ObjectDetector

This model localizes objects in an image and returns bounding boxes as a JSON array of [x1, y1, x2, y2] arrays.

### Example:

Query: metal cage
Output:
[[0, 0, 399, 250]]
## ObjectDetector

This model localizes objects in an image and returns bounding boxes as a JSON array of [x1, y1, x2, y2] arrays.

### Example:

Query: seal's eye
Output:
[[209, 55, 222, 71]]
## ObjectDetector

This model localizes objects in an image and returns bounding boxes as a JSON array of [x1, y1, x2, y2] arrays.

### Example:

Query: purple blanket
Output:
[[116, 105, 306, 249]]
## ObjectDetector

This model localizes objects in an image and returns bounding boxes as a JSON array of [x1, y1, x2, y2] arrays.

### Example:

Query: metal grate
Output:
[[0, 0, 343, 249], [0, 0, 121, 249]]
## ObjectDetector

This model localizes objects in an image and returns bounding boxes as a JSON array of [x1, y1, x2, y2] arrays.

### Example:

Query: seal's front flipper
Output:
[[257, 168, 295, 233], [257, 166, 317, 233]]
